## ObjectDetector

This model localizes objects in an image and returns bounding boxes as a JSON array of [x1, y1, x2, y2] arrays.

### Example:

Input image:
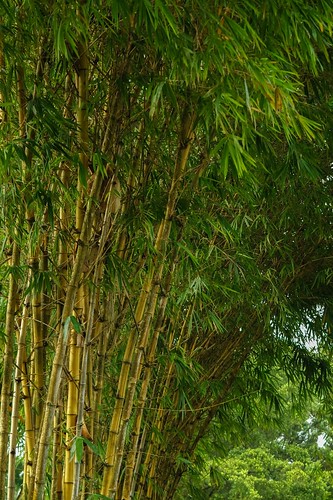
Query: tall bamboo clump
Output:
[[1, 1, 333, 499]]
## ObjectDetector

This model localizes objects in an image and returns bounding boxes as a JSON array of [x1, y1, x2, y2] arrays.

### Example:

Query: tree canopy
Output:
[[177, 381, 333, 499], [1, 1, 333, 499]]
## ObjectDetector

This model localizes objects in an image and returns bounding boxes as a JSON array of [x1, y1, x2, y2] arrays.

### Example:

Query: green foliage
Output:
[[1, 0, 333, 498], [178, 384, 333, 499], [63, 315, 81, 342]]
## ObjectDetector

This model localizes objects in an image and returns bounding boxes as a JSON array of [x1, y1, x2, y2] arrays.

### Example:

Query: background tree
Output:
[[177, 378, 333, 499]]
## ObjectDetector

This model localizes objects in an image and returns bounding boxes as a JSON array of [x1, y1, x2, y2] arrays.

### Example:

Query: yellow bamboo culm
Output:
[[30, 251, 45, 438], [101, 107, 195, 498], [51, 407, 64, 500], [63, 323, 82, 499], [121, 251, 178, 498], [100, 270, 154, 496], [75, 36, 89, 233], [16, 294, 35, 495], [0, 242, 20, 493]]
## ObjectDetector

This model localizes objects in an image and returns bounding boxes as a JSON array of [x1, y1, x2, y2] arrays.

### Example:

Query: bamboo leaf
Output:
[[63, 316, 71, 343], [70, 437, 84, 463], [78, 159, 88, 189], [82, 437, 101, 456], [70, 315, 81, 333]]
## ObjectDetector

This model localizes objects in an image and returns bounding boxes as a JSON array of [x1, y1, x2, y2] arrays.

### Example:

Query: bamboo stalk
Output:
[[21, 337, 35, 494], [161, 361, 249, 499], [121, 259, 176, 499], [41, 211, 51, 361], [101, 107, 195, 497], [72, 280, 98, 499], [0, 61, 27, 499], [63, 23, 90, 496], [84, 349, 94, 492], [110, 269, 163, 497], [66, 28, 90, 492], [63, 324, 82, 499], [31, 172, 103, 500], [75, 28, 89, 233], [138, 320, 179, 498], [73, 171, 123, 498], [7, 291, 34, 499], [100, 268, 154, 495], [51, 406, 64, 500], [0, 242, 20, 494], [143, 382, 173, 498], [17, 40, 47, 449], [30, 249, 45, 437], [130, 425, 147, 499]]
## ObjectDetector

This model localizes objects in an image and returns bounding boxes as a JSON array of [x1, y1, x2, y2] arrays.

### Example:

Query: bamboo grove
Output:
[[1, 1, 333, 499]]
